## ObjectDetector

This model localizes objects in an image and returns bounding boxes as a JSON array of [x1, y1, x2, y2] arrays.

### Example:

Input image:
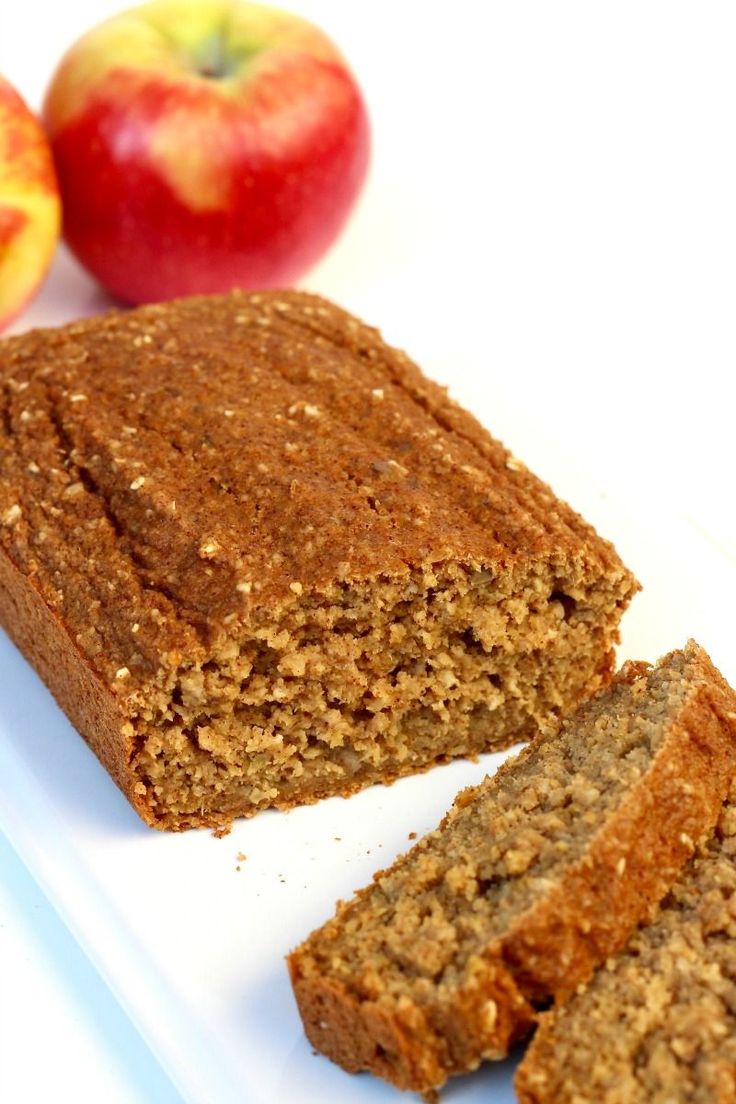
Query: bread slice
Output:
[[0, 290, 635, 830], [288, 642, 736, 1093], [516, 778, 736, 1104]]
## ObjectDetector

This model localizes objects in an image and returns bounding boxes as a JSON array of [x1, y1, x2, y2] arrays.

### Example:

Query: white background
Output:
[[1, 1, 735, 1102]]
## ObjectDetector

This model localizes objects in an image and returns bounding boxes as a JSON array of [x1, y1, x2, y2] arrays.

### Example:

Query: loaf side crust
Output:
[[0, 539, 148, 822]]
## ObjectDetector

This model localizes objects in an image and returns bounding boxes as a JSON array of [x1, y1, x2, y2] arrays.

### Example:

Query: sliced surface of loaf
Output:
[[288, 642, 736, 1093], [0, 290, 635, 830], [516, 779, 736, 1104]]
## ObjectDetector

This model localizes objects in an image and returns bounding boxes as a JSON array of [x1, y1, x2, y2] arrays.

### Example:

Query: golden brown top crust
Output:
[[0, 291, 634, 687]]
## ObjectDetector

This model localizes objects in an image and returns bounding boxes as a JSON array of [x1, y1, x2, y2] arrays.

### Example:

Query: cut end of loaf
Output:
[[125, 554, 633, 830]]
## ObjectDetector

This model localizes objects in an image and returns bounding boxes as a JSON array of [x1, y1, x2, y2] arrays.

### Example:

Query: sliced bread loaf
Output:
[[516, 780, 736, 1104], [288, 642, 736, 1092]]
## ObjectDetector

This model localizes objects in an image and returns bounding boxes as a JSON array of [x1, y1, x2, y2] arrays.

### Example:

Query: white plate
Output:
[[2, 1, 736, 1096], [1, 445, 735, 1104]]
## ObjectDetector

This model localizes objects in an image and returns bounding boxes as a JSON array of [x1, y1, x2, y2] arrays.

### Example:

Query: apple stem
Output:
[[197, 29, 232, 80]]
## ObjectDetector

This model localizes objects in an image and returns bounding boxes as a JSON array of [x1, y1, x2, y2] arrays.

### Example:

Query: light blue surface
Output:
[[0, 830, 185, 1104]]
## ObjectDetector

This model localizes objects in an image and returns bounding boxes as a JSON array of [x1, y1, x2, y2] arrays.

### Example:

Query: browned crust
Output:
[[0, 540, 152, 826], [288, 950, 535, 1092], [287, 645, 736, 1093], [501, 650, 736, 1002]]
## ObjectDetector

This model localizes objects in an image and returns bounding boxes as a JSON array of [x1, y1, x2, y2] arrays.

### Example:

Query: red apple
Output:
[[43, 0, 370, 305], [0, 76, 60, 330]]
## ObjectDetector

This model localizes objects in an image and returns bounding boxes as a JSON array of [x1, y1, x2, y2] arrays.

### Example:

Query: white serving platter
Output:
[[3, 1, 736, 1096], [1, 424, 735, 1104]]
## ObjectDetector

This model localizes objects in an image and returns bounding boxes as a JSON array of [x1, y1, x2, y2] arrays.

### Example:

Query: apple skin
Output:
[[0, 77, 61, 330], [43, 0, 370, 305]]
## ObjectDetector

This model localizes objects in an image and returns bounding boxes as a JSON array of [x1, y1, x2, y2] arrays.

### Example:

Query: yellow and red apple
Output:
[[0, 76, 60, 331], [43, 0, 370, 304]]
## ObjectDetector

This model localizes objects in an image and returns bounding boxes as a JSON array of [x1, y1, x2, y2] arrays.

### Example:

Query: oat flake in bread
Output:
[[289, 642, 736, 1093], [0, 290, 636, 830]]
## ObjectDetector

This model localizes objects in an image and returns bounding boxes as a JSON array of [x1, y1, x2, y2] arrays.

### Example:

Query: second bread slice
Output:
[[515, 780, 736, 1104], [288, 641, 736, 1093]]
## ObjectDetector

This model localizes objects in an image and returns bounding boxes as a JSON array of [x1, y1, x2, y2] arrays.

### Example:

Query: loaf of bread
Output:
[[516, 777, 736, 1104], [0, 290, 635, 830], [288, 642, 736, 1093]]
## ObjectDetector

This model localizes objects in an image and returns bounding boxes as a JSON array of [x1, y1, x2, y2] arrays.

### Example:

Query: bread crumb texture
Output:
[[289, 642, 736, 1093], [516, 777, 736, 1104], [0, 290, 636, 829]]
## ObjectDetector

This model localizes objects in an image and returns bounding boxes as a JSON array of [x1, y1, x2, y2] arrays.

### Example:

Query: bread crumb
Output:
[[199, 539, 221, 558], [482, 999, 498, 1032], [288, 401, 320, 418], [506, 455, 525, 472], [2, 504, 22, 525]]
